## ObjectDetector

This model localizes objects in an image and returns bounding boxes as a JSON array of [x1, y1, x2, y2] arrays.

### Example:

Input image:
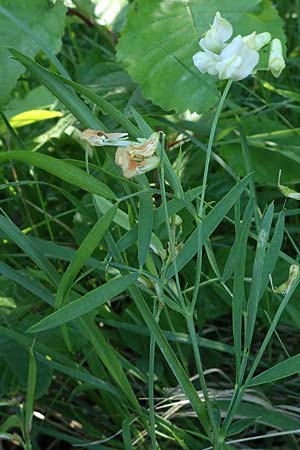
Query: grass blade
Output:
[[249, 354, 300, 386], [51, 72, 139, 137], [8, 48, 103, 129], [0, 151, 116, 200]]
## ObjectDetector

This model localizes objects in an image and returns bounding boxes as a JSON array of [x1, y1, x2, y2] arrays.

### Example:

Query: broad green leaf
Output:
[[166, 174, 252, 279], [0, 1, 66, 106], [55, 205, 118, 308], [28, 273, 139, 332], [117, 0, 285, 114], [9, 109, 63, 128], [8, 48, 103, 129], [0, 151, 116, 200], [249, 354, 300, 386]]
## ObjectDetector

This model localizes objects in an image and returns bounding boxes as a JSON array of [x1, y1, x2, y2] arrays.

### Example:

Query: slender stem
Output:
[[187, 314, 220, 446], [159, 134, 186, 310], [149, 299, 162, 450], [191, 79, 233, 311]]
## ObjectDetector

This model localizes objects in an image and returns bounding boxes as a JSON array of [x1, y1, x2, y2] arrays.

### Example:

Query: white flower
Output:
[[192, 11, 284, 81], [199, 11, 233, 54], [81, 129, 129, 147], [268, 38, 285, 78], [216, 35, 259, 81], [115, 132, 160, 178]]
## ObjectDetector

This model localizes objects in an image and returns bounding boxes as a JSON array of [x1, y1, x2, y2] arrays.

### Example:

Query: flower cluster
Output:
[[193, 12, 285, 81], [81, 129, 160, 179]]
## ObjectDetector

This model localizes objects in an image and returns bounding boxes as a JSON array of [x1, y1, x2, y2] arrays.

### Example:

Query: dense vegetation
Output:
[[0, 1, 300, 449]]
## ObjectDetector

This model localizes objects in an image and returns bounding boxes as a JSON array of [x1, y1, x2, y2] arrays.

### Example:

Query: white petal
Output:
[[213, 11, 233, 43], [199, 11, 232, 53], [216, 55, 241, 80], [217, 35, 259, 80], [193, 51, 219, 75], [233, 48, 259, 80], [255, 32, 272, 50]]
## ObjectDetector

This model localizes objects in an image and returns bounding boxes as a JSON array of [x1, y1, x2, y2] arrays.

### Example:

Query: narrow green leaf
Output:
[[79, 318, 140, 410], [232, 199, 253, 377], [28, 273, 139, 333], [0, 151, 116, 200], [249, 354, 300, 386], [25, 344, 37, 439], [0, 325, 117, 397], [122, 419, 133, 450], [0, 214, 59, 286], [40, 354, 118, 396], [245, 203, 274, 349], [103, 231, 211, 430], [8, 48, 103, 129], [166, 174, 252, 279], [130, 287, 211, 432], [55, 205, 118, 308], [259, 210, 285, 297], [51, 72, 139, 137], [0, 262, 54, 306], [227, 418, 257, 437], [138, 190, 153, 267]]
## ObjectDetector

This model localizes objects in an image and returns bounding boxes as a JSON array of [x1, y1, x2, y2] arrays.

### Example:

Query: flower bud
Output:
[[268, 38, 285, 78]]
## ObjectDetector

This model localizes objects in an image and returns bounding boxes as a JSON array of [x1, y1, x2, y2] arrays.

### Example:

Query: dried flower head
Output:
[[115, 133, 160, 178]]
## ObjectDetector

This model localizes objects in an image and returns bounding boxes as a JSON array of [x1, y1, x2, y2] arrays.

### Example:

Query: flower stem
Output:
[[191, 78, 233, 311]]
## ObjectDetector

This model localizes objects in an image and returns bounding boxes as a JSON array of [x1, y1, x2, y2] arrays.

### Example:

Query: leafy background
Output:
[[0, 0, 300, 449]]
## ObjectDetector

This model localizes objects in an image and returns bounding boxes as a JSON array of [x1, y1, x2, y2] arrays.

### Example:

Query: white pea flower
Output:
[[115, 132, 160, 178], [192, 11, 285, 81], [216, 35, 259, 81], [199, 11, 233, 54], [268, 38, 285, 78]]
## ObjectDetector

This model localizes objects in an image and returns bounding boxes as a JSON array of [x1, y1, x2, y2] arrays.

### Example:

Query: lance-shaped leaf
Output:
[[28, 273, 139, 333]]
